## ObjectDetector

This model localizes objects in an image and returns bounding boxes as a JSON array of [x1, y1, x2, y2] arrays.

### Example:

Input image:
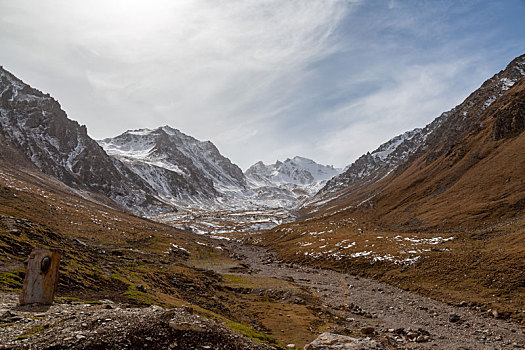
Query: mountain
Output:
[[253, 54, 525, 323], [246, 156, 340, 187], [0, 63, 333, 213], [311, 53, 525, 218], [244, 156, 342, 207], [98, 127, 246, 206], [315, 116, 448, 198], [0, 66, 167, 214]]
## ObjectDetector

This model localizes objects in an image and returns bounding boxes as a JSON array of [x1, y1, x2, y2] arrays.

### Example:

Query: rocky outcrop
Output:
[[304, 333, 386, 350], [0, 295, 272, 350], [492, 77, 525, 140]]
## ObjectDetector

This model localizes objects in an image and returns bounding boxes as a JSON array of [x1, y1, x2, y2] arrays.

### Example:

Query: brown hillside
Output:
[[371, 76, 525, 231], [301, 73, 525, 233], [253, 60, 525, 324]]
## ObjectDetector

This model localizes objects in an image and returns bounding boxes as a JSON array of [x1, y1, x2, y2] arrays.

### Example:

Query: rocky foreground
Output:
[[0, 293, 272, 350], [0, 293, 385, 350]]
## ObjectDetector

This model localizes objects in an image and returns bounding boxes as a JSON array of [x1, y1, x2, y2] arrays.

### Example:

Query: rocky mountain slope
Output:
[[0, 65, 341, 213], [313, 53, 525, 206], [314, 116, 448, 198], [99, 129, 340, 209], [245, 157, 341, 208], [0, 67, 168, 215], [98, 127, 246, 206]]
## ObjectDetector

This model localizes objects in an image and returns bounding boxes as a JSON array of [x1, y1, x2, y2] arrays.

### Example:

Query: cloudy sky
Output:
[[1, 1, 524, 169]]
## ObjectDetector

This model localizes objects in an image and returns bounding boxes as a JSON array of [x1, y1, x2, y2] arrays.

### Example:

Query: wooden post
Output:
[[19, 247, 61, 305]]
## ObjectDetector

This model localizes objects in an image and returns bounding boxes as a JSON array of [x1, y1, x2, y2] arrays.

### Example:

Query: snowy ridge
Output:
[[313, 113, 447, 199], [100, 128, 341, 210], [0, 66, 167, 215], [98, 127, 247, 206], [244, 156, 342, 207], [246, 156, 341, 186], [100, 126, 246, 190]]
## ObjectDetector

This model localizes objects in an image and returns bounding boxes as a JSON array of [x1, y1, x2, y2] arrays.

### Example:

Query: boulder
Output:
[[304, 332, 386, 349]]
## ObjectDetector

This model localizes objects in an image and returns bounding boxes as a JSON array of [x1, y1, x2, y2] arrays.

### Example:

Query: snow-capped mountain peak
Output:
[[98, 126, 246, 206], [245, 156, 342, 203], [246, 156, 341, 186]]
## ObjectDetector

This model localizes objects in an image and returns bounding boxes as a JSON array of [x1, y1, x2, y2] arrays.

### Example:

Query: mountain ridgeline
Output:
[[0, 53, 524, 222], [0, 67, 169, 214], [0, 67, 337, 213], [316, 54, 525, 202], [303, 53, 525, 231], [98, 127, 246, 206]]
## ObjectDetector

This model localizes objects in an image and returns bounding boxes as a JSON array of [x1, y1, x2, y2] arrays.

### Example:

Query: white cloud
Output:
[[1, 0, 353, 169], [0, 0, 523, 169]]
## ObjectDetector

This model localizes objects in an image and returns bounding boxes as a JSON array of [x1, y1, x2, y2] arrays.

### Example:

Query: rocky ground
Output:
[[0, 294, 273, 350], [216, 241, 525, 349], [0, 293, 385, 350], [2, 239, 525, 349]]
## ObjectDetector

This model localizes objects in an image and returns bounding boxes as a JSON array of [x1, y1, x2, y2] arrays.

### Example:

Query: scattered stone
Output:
[[449, 313, 461, 323], [0, 299, 272, 349], [304, 332, 386, 349], [0, 310, 22, 323], [360, 327, 375, 335], [169, 320, 207, 333], [416, 335, 430, 343]]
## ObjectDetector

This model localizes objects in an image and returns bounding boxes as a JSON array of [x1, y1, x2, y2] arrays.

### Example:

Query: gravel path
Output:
[[220, 241, 525, 349]]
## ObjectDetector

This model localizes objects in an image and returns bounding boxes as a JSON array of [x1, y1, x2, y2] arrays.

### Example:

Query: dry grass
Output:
[[256, 76, 525, 324], [0, 163, 351, 348]]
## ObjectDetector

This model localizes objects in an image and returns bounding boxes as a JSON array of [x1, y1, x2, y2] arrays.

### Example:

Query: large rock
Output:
[[304, 332, 386, 350]]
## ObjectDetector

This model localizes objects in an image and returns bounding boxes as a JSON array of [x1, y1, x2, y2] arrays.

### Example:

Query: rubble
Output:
[[0, 293, 272, 350], [304, 332, 386, 350]]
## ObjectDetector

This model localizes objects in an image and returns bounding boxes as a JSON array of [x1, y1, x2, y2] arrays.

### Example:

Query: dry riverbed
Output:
[[216, 241, 525, 349]]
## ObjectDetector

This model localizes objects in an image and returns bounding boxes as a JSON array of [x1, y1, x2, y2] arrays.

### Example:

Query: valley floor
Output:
[[207, 240, 525, 349], [2, 234, 525, 349], [2, 195, 524, 349], [153, 206, 525, 348]]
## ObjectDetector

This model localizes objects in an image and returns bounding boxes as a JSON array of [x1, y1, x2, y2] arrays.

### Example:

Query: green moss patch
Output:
[[225, 321, 284, 349]]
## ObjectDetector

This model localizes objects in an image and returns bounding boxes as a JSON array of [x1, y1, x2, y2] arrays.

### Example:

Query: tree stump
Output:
[[19, 247, 61, 305]]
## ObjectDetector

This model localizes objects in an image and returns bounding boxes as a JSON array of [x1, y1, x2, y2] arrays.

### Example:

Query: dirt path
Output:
[[216, 241, 525, 349]]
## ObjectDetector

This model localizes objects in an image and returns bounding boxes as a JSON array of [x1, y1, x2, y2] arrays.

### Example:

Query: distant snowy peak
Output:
[[98, 126, 246, 206], [245, 156, 341, 187]]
